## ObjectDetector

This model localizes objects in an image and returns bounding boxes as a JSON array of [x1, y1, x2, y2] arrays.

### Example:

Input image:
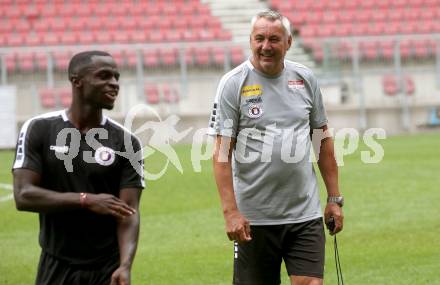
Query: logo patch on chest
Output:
[[248, 104, 263, 119], [288, 79, 305, 90], [95, 146, 115, 166], [241, 84, 263, 97]]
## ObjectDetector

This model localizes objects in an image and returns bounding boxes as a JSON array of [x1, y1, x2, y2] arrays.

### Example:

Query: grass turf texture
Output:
[[0, 133, 439, 284]]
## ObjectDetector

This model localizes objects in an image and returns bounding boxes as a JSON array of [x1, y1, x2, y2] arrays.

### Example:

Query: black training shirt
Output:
[[12, 110, 144, 265]]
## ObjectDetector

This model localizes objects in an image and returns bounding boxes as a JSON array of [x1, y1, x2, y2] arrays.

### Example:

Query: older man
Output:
[[209, 10, 343, 285]]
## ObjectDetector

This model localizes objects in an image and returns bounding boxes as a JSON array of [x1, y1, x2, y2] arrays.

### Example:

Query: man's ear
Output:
[[70, 75, 82, 88], [287, 35, 293, 50]]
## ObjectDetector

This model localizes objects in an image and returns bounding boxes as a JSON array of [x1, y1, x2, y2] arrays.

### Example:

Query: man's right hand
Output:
[[84, 193, 136, 219], [224, 210, 252, 243]]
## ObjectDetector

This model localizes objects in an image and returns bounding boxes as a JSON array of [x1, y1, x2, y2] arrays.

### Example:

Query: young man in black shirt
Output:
[[12, 51, 144, 285]]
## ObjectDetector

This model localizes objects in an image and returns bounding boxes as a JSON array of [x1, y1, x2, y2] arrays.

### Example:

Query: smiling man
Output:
[[209, 11, 343, 285], [12, 51, 144, 285]]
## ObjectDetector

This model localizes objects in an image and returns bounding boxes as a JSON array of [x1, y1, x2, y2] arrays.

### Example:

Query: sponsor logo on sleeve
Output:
[[50, 145, 69, 154]]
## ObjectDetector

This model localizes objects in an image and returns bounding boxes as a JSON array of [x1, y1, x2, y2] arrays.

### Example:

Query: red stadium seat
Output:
[[77, 4, 92, 17], [0, 19, 13, 34], [366, 23, 384, 36], [183, 47, 195, 66], [59, 87, 72, 107], [143, 49, 160, 68], [77, 32, 94, 44], [113, 33, 130, 44], [111, 50, 125, 67], [199, 30, 215, 41], [95, 31, 112, 44], [230, 46, 245, 65], [35, 53, 48, 70], [25, 33, 42, 46], [60, 32, 77, 45], [162, 84, 180, 103], [163, 5, 178, 16], [125, 50, 138, 68], [18, 53, 34, 72], [165, 30, 182, 42], [334, 24, 351, 37], [383, 22, 399, 35], [131, 32, 147, 43], [5, 6, 21, 18], [336, 42, 353, 60], [39, 5, 57, 17], [399, 40, 412, 58], [171, 18, 189, 30], [4, 53, 17, 72], [338, 10, 355, 23], [85, 17, 102, 31], [92, 4, 110, 17], [160, 48, 178, 66], [145, 84, 160, 104], [39, 88, 57, 108], [149, 30, 165, 43], [211, 47, 226, 65], [15, 19, 31, 33], [412, 40, 430, 58], [404, 75, 415, 95], [380, 41, 394, 60], [6, 34, 24, 46], [194, 47, 210, 66], [383, 75, 399, 96], [42, 33, 59, 45], [54, 51, 71, 71]]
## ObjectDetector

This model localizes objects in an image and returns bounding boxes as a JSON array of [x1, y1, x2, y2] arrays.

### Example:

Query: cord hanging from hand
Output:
[[334, 235, 344, 285]]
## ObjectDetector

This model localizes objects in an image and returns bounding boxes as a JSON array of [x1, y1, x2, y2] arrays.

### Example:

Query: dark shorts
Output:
[[35, 251, 119, 285], [233, 218, 325, 285]]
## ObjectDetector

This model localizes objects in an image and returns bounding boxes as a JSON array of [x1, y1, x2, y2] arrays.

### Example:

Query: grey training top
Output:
[[208, 59, 328, 225]]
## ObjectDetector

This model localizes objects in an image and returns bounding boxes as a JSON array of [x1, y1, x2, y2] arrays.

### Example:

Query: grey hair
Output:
[[251, 10, 292, 37]]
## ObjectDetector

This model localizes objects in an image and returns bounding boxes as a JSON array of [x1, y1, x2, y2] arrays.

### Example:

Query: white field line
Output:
[[0, 183, 13, 202], [0, 194, 13, 202], [0, 183, 13, 191]]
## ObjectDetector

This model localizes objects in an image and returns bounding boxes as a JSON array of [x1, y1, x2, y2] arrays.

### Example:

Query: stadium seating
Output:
[[144, 83, 161, 105], [1, 0, 239, 71], [271, 0, 440, 62], [382, 74, 416, 96], [39, 87, 57, 108], [38, 86, 71, 108], [144, 83, 180, 105]]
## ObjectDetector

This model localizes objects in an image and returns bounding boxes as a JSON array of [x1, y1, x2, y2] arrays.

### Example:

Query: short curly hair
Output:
[[68, 50, 112, 81]]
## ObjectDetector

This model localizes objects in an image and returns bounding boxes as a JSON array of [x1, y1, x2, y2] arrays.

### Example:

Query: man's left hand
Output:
[[324, 203, 344, 235], [110, 265, 131, 285]]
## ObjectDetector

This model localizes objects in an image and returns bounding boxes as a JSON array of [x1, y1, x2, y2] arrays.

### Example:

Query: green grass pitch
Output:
[[1, 133, 439, 284]]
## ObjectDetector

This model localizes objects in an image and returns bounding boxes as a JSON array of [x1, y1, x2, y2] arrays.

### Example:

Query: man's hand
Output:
[[224, 210, 252, 243], [110, 265, 130, 285], [85, 193, 136, 219], [324, 203, 343, 235]]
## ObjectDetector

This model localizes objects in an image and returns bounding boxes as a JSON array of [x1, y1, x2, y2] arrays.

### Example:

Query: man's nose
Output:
[[109, 77, 119, 90], [262, 39, 271, 50]]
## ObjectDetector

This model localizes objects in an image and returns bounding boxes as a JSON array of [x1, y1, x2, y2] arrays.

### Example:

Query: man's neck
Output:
[[67, 104, 103, 133]]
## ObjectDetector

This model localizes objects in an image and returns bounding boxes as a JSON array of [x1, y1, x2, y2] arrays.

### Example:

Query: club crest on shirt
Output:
[[248, 104, 263, 119], [288, 79, 305, 90], [95, 146, 115, 166]]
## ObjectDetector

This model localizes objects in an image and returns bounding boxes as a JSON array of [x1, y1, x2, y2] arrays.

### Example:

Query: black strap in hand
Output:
[[334, 235, 344, 285]]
